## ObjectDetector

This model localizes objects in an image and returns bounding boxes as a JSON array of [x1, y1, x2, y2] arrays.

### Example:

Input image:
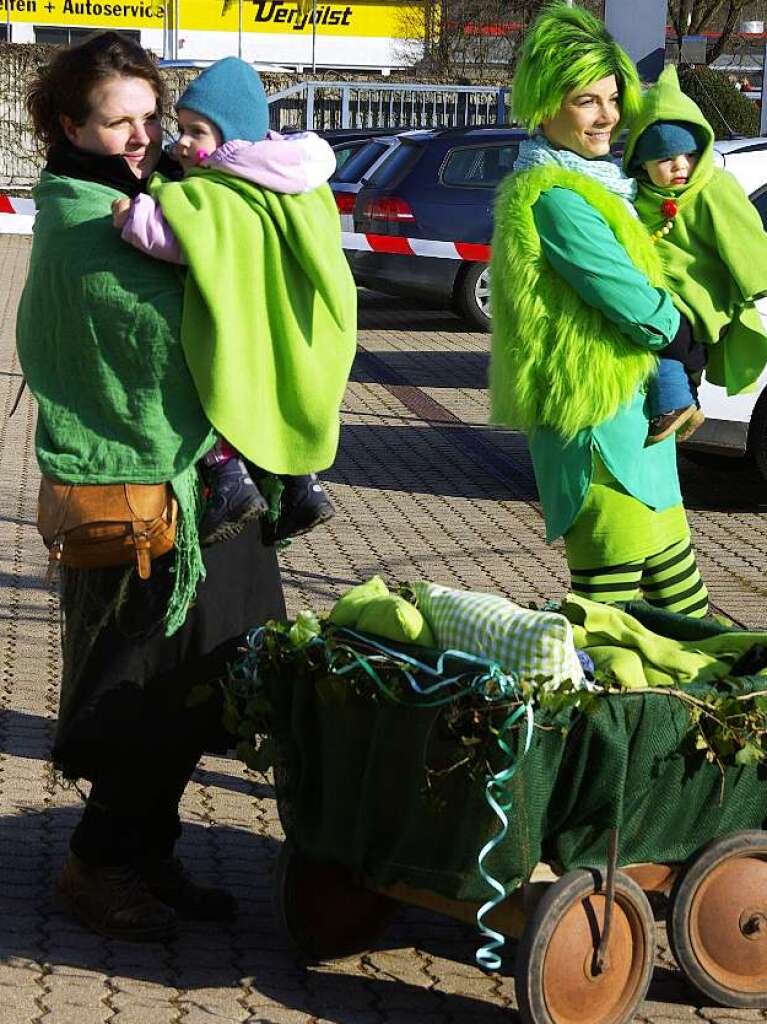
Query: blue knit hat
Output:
[[176, 57, 269, 144], [631, 121, 702, 170]]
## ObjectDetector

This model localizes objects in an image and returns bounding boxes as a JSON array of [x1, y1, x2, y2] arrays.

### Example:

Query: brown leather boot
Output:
[[57, 853, 178, 941], [646, 405, 697, 445], [138, 855, 238, 921], [676, 408, 706, 444]]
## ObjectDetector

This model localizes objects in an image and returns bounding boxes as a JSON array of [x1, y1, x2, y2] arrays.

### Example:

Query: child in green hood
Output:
[[625, 66, 767, 444]]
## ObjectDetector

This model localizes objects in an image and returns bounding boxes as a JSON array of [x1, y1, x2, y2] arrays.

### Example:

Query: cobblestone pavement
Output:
[[2, 233, 767, 1023]]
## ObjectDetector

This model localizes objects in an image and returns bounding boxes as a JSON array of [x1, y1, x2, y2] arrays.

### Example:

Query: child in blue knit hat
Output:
[[630, 120, 707, 444], [625, 66, 767, 446], [113, 57, 355, 546]]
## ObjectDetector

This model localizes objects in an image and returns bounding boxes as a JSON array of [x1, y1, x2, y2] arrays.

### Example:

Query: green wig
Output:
[[512, 2, 641, 132]]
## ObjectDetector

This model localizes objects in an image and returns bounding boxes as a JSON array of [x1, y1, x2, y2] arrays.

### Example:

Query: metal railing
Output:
[[0, 73, 510, 189], [268, 81, 510, 132]]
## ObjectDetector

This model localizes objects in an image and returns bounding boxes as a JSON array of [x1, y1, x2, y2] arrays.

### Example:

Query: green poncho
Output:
[[149, 169, 358, 475], [16, 172, 215, 633], [624, 66, 767, 395]]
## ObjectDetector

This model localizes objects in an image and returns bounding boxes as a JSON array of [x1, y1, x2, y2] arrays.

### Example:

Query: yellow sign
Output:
[[1, 0, 425, 38]]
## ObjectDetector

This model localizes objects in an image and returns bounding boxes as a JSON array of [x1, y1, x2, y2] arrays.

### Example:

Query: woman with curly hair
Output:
[[18, 32, 286, 941], [490, 2, 709, 617]]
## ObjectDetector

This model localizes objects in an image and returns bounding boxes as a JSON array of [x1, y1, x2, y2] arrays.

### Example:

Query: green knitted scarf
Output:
[[16, 172, 215, 635], [490, 164, 662, 438]]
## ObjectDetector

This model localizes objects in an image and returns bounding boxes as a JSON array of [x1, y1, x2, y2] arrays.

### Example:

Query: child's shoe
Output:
[[676, 408, 706, 444], [268, 473, 335, 543], [645, 405, 697, 446], [200, 457, 269, 545]]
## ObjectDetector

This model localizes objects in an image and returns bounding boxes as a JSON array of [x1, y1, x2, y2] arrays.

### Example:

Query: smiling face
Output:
[[644, 152, 699, 188], [60, 75, 162, 178], [541, 74, 620, 159], [173, 108, 223, 172]]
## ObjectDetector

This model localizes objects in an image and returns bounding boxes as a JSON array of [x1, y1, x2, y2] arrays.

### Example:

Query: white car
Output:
[[688, 138, 767, 481]]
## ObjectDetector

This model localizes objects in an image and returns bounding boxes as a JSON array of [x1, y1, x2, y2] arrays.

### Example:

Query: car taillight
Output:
[[361, 196, 416, 223], [334, 192, 356, 215]]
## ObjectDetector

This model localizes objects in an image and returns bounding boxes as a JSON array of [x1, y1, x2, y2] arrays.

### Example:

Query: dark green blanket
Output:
[[264, 608, 767, 902]]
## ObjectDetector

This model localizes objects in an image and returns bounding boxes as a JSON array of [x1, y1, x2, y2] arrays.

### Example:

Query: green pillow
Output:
[[356, 595, 436, 648], [329, 575, 390, 627]]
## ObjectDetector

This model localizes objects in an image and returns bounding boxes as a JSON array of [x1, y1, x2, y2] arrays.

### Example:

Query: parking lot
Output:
[[1, 231, 767, 1023]]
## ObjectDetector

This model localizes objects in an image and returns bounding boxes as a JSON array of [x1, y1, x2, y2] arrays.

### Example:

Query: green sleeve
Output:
[[533, 187, 679, 349]]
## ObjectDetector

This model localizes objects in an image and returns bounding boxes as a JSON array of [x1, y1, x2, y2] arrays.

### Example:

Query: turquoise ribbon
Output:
[[475, 700, 533, 971]]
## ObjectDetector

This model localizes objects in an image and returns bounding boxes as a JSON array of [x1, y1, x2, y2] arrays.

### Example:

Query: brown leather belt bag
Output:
[[37, 478, 178, 579]]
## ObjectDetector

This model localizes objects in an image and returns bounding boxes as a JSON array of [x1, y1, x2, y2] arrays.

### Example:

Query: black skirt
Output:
[[54, 517, 286, 782]]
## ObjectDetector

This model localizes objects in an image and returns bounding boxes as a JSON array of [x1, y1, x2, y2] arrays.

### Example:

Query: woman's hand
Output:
[[112, 198, 132, 230]]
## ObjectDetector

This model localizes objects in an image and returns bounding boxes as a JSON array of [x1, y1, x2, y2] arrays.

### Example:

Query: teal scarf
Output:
[[514, 135, 638, 206], [16, 172, 215, 634]]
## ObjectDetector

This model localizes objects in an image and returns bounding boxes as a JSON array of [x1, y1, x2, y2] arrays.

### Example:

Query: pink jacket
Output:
[[121, 130, 337, 264]]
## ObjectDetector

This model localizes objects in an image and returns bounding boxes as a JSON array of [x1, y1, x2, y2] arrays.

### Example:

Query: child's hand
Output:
[[112, 197, 131, 230]]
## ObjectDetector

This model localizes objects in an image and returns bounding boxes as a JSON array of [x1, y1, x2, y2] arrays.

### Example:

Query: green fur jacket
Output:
[[491, 164, 664, 438], [490, 165, 683, 543]]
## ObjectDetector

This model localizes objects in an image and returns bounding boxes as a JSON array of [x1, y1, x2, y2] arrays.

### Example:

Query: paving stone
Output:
[[2, 237, 766, 1024]]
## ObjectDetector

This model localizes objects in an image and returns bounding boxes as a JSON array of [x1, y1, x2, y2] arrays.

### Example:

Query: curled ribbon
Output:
[[475, 700, 533, 970]]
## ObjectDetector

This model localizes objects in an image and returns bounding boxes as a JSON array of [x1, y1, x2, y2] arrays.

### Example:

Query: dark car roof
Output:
[[400, 126, 528, 144], [318, 128, 398, 145]]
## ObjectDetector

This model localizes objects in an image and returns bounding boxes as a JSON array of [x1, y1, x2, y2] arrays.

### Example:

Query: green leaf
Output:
[[735, 742, 764, 766], [236, 737, 276, 773], [222, 707, 240, 736], [288, 610, 322, 648], [185, 683, 214, 708]]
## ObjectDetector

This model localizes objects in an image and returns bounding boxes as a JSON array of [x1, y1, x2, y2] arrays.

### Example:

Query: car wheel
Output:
[[748, 390, 767, 484], [455, 261, 491, 332]]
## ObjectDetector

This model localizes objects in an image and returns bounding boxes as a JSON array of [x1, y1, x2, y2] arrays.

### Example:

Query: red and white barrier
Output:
[[0, 196, 36, 235], [0, 201, 490, 264], [341, 230, 490, 262]]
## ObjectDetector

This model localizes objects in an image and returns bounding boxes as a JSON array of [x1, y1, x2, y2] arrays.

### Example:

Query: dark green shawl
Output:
[[16, 172, 215, 632]]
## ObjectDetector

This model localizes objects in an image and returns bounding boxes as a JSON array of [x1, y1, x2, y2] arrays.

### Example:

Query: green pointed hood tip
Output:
[[622, 64, 714, 180]]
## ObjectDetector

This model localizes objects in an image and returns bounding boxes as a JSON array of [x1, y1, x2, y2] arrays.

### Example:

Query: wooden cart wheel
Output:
[[668, 830, 767, 1008], [515, 869, 656, 1024], [272, 841, 397, 960]]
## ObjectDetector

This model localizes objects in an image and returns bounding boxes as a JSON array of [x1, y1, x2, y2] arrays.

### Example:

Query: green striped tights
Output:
[[569, 536, 709, 618]]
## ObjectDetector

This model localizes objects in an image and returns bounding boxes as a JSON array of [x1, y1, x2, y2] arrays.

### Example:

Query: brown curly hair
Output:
[[26, 31, 166, 155]]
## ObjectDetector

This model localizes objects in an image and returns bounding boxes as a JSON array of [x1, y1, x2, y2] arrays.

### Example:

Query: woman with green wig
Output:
[[490, 2, 709, 616]]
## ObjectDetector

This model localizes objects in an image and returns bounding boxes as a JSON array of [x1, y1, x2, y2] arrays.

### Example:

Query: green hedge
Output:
[[678, 64, 759, 139]]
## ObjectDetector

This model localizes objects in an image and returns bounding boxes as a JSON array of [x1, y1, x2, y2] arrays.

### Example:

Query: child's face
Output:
[[643, 152, 699, 188], [174, 108, 223, 172]]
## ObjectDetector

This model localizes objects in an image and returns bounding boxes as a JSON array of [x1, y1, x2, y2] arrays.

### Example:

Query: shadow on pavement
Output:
[[351, 349, 489, 390], [332, 420, 764, 513], [0, 804, 523, 1020], [678, 451, 766, 511], [357, 291, 480, 336], [330, 424, 537, 501]]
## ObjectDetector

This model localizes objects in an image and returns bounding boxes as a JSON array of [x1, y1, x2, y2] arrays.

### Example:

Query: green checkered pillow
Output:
[[414, 581, 584, 690]]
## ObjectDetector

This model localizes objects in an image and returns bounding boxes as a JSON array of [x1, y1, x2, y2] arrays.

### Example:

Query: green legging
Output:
[[569, 536, 709, 618]]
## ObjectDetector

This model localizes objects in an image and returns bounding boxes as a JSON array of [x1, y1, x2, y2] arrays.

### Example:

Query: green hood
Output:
[[623, 65, 715, 209], [622, 65, 767, 395]]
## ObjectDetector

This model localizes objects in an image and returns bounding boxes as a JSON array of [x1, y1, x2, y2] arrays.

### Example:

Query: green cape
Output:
[[624, 66, 767, 395], [150, 170, 357, 475], [16, 172, 215, 633]]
